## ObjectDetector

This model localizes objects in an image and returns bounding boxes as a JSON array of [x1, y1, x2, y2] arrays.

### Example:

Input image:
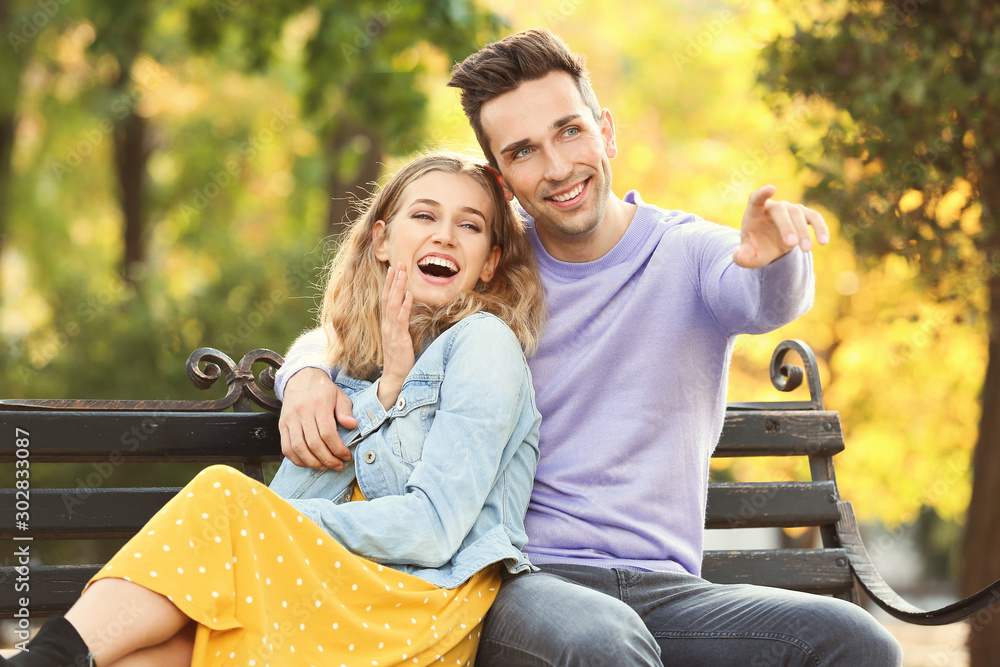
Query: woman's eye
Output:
[[413, 212, 433, 220], [461, 222, 482, 232]]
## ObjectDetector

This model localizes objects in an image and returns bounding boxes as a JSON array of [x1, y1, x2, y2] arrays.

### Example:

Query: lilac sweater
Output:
[[275, 190, 814, 575]]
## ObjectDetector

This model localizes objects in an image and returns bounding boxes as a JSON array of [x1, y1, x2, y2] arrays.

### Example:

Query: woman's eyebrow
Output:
[[410, 198, 442, 208], [460, 206, 486, 220]]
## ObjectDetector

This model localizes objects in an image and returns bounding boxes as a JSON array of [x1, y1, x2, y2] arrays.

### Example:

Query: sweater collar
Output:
[[524, 190, 657, 279]]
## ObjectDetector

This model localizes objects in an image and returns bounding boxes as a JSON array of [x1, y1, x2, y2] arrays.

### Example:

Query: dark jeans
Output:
[[477, 563, 903, 666]]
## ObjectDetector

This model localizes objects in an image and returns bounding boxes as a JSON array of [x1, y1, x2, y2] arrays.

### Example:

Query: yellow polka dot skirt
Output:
[[86, 465, 501, 666]]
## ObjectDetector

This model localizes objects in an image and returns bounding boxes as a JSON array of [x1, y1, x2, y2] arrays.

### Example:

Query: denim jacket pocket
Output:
[[388, 376, 442, 463]]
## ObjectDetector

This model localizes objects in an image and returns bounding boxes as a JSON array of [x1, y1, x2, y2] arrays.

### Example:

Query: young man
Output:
[[274, 29, 902, 666]]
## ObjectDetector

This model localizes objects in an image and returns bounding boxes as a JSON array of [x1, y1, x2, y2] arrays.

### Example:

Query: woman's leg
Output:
[[63, 578, 191, 665], [105, 621, 196, 667]]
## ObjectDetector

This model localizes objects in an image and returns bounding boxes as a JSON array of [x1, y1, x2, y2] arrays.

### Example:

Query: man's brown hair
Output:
[[448, 29, 602, 168]]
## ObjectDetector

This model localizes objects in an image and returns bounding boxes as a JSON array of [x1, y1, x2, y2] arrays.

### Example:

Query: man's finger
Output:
[[805, 207, 830, 245], [765, 203, 798, 248], [282, 420, 323, 469], [786, 204, 812, 252], [314, 407, 350, 465], [747, 184, 777, 210], [335, 388, 359, 430]]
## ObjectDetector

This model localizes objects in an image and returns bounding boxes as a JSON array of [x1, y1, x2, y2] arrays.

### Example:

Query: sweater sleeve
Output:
[[682, 220, 815, 337], [274, 327, 334, 400]]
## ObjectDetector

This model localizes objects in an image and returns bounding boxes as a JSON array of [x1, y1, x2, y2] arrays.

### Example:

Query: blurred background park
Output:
[[1, 0, 998, 663]]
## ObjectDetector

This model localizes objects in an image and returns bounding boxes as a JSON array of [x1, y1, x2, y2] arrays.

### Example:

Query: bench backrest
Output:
[[0, 340, 858, 617]]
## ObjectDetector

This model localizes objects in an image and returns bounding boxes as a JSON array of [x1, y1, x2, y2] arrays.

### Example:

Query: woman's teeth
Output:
[[418, 256, 458, 277]]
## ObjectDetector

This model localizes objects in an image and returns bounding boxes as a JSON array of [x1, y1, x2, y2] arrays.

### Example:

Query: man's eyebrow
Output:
[[498, 113, 584, 159]]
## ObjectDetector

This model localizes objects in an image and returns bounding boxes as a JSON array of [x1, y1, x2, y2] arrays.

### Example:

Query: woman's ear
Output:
[[479, 246, 502, 283], [372, 220, 389, 262]]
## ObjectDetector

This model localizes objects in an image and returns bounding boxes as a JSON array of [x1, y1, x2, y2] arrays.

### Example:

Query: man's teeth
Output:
[[418, 257, 458, 273], [550, 182, 585, 202]]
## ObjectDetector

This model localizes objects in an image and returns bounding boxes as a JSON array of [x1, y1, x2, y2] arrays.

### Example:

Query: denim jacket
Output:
[[269, 312, 541, 588]]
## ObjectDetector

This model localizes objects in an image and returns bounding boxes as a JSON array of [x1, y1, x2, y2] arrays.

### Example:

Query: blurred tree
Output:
[[184, 0, 505, 236], [0, 0, 44, 303], [84, 2, 157, 282], [760, 1, 1000, 662]]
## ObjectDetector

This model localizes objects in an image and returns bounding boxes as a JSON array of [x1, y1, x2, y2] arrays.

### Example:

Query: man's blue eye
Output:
[[515, 147, 531, 158]]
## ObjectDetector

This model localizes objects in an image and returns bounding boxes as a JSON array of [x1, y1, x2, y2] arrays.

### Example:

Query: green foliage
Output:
[[0, 0, 502, 402], [759, 0, 1000, 285]]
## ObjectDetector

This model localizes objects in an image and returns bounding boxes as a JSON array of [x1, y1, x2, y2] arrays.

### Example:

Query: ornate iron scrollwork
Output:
[[769, 339, 824, 410], [0, 348, 285, 413]]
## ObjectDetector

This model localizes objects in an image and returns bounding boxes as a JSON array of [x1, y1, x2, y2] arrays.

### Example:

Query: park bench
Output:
[[2, 340, 1000, 627]]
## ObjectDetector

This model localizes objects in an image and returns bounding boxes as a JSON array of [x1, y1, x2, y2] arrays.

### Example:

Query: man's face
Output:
[[480, 71, 617, 252]]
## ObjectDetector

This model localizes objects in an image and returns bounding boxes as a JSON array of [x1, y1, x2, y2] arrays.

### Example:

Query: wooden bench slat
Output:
[[0, 489, 180, 540], [0, 565, 99, 616], [704, 481, 839, 529], [701, 549, 853, 595], [715, 411, 844, 457], [0, 411, 282, 462]]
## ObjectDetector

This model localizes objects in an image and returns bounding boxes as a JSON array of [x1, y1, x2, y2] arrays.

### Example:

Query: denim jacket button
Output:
[[395, 395, 406, 411], [364, 450, 376, 464]]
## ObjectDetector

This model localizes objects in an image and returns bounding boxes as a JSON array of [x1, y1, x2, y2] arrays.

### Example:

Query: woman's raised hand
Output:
[[377, 263, 415, 410]]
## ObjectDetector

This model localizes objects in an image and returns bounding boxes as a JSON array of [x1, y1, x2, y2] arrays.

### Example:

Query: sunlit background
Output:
[[2, 1, 997, 662]]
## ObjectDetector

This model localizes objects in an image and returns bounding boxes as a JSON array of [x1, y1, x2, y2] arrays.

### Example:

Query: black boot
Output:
[[7, 616, 95, 666]]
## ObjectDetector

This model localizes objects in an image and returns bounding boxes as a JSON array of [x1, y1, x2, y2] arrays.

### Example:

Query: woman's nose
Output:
[[431, 221, 456, 245]]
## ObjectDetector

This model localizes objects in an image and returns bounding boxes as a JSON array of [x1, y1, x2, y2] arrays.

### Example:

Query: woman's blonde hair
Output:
[[319, 152, 545, 381]]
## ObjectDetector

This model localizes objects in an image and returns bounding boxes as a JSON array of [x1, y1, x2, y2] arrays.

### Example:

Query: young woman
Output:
[[3, 152, 545, 667]]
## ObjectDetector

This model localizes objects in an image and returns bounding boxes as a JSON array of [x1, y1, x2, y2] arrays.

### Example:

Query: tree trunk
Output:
[[0, 0, 25, 307], [962, 272, 1000, 666], [113, 109, 150, 283], [325, 123, 383, 239], [0, 113, 12, 304]]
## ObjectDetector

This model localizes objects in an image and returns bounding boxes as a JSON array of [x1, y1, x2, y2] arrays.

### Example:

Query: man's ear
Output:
[[490, 165, 515, 202], [600, 109, 618, 159], [499, 176, 515, 202], [479, 246, 502, 283], [372, 220, 389, 261]]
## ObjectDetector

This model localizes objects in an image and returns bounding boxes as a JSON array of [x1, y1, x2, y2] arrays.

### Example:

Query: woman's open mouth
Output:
[[417, 255, 459, 283]]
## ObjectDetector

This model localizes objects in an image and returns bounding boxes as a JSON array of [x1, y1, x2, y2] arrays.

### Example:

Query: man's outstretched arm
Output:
[[276, 328, 357, 470]]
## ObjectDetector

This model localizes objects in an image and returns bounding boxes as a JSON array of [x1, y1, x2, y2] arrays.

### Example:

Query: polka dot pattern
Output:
[[84, 465, 497, 665]]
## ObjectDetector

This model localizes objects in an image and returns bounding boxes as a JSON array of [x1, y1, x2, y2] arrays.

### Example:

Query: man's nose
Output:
[[543, 148, 574, 183]]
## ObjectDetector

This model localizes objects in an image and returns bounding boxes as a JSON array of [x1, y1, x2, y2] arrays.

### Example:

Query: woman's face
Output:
[[373, 171, 501, 307]]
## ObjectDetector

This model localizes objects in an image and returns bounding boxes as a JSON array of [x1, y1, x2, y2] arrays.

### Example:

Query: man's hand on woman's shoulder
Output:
[[279, 367, 357, 470]]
